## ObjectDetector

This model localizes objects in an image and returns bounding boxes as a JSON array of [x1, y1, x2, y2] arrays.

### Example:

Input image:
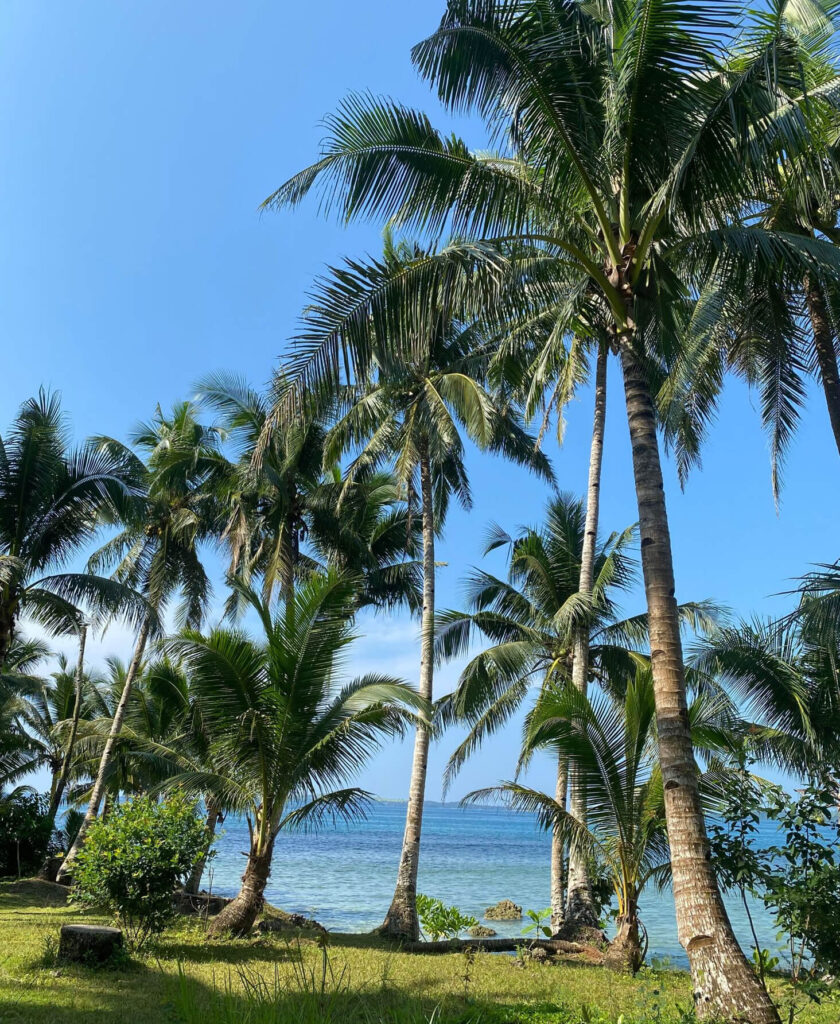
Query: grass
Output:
[[0, 880, 837, 1024]]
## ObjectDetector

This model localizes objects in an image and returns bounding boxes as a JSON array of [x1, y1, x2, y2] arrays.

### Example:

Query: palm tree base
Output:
[[208, 848, 272, 938], [374, 886, 419, 942], [603, 917, 643, 974]]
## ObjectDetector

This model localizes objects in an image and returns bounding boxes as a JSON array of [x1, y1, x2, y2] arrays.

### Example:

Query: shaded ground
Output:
[[0, 879, 835, 1024]]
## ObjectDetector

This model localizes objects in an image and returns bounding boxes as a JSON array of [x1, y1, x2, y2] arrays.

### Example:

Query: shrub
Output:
[[0, 790, 53, 876], [416, 894, 478, 941], [71, 794, 209, 948]]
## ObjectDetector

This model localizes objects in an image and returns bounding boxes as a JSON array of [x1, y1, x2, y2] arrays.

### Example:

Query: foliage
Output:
[[763, 776, 840, 1014], [71, 794, 208, 947], [416, 894, 478, 942], [521, 908, 552, 940], [0, 789, 53, 876]]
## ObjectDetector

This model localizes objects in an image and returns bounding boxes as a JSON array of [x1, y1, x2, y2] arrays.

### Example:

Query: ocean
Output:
[[205, 801, 782, 968]]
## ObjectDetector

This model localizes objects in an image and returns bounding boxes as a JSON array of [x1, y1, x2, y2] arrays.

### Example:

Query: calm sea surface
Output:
[[206, 802, 783, 968]]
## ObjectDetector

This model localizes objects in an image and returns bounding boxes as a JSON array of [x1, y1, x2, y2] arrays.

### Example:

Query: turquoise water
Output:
[[206, 802, 782, 968]]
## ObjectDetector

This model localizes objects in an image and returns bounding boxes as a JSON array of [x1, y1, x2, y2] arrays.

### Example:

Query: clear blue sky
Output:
[[4, 1, 838, 800]]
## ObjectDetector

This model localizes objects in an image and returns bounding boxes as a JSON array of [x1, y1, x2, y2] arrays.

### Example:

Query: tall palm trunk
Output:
[[549, 754, 568, 932], [49, 625, 87, 822], [565, 342, 608, 935], [209, 830, 274, 936], [618, 336, 779, 1023], [186, 798, 222, 894], [804, 274, 840, 458], [378, 441, 435, 940], [57, 612, 153, 882]]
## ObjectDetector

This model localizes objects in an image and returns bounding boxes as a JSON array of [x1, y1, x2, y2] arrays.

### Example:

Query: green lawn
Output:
[[0, 881, 835, 1024]]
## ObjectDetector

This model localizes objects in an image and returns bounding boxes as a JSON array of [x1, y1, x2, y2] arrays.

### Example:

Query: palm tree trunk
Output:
[[804, 275, 840, 458], [604, 900, 643, 974], [377, 441, 435, 941], [49, 625, 87, 822], [186, 798, 221, 895], [209, 836, 273, 937], [549, 753, 568, 933], [57, 612, 153, 882], [565, 341, 607, 935], [618, 337, 779, 1023]]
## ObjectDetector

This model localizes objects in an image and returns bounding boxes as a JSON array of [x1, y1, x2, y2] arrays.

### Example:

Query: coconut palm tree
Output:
[[163, 571, 426, 936], [288, 235, 552, 940], [264, 4, 840, 1014], [58, 402, 226, 879], [0, 391, 145, 667], [196, 372, 422, 613], [466, 669, 737, 973], [0, 637, 52, 789], [437, 492, 719, 933]]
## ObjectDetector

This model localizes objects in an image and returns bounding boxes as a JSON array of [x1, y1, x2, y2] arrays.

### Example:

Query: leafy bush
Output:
[[415, 894, 478, 941], [0, 790, 53, 876], [71, 794, 209, 948]]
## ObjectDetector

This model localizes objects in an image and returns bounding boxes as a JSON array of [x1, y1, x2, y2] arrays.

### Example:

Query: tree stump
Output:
[[58, 924, 123, 963]]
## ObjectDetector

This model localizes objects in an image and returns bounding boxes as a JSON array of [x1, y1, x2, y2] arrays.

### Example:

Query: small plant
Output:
[[522, 907, 553, 940], [415, 894, 478, 941], [71, 794, 209, 949]]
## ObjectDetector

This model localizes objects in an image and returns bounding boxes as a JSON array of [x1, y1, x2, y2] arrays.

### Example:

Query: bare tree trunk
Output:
[[49, 625, 87, 823], [57, 613, 153, 882], [377, 442, 435, 941], [209, 838, 273, 937], [550, 753, 568, 933], [618, 337, 779, 1023], [804, 275, 840, 458], [603, 903, 643, 974], [186, 799, 222, 895], [565, 342, 607, 935]]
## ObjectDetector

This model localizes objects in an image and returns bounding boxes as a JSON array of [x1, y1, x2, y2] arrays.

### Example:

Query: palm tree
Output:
[[436, 493, 718, 933], [0, 637, 53, 789], [164, 572, 426, 936], [0, 391, 145, 667], [287, 235, 552, 940], [466, 669, 735, 974], [196, 372, 422, 613], [58, 402, 225, 879], [264, 4, 840, 1014]]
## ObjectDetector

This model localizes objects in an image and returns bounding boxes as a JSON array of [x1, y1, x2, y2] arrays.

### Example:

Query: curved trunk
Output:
[[378, 443, 435, 941], [186, 799, 222, 895], [618, 338, 779, 1023], [565, 342, 608, 934], [49, 625, 87, 822], [804, 275, 840, 458], [549, 753, 568, 933], [604, 907, 643, 974], [208, 839, 273, 937], [57, 613, 153, 882]]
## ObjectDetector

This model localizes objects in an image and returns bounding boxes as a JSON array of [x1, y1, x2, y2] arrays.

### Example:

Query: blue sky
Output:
[[4, 1, 838, 800]]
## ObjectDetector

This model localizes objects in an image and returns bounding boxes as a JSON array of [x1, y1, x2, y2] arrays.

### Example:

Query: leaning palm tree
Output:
[[294, 235, 552, 940], [0, 391, 145, 667], [58, 402, 225, 879], [164, 571, 426, 936], [467, 669, 737, 973], [264, 4, 840, 1014]]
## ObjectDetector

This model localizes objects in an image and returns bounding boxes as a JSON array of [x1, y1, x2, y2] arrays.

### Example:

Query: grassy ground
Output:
[[0, 880, 836, 1024]]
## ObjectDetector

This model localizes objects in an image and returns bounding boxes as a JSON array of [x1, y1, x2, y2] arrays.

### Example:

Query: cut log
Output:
[[58, 924, 123, 963], [399, 936, 602, 960]]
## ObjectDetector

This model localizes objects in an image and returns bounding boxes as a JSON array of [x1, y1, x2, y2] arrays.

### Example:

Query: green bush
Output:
[[0, 790, 54, 876], [71, 794, 209, 948], [415, 894, 478, 941]]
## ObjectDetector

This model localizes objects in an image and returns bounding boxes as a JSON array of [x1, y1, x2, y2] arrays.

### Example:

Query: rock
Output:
[[528, 946, 550, 963], [58, 924, 123, 964], [257, 909, 326, 933], [468, 925, 497, 937], [38, 857, 63, 883], [484, 899, 522, 921]]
